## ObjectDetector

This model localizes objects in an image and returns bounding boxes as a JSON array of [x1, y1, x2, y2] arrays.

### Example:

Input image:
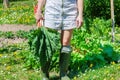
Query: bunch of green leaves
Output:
[[28, 27, 60, 68]]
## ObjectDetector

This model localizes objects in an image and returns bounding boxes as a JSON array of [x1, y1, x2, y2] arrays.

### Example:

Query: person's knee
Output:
[[61, 46, 72, 54]]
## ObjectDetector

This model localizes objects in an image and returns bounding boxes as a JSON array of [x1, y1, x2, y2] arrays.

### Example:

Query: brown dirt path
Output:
[[0, 24, 36, 32], [0, 24, 36, 47]]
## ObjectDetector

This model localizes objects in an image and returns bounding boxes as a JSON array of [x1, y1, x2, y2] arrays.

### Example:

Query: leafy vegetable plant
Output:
[[28, 27, 60, 68]]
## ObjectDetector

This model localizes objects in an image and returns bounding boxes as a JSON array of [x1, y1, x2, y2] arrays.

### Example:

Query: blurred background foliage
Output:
[[84, 0, 120, 26], [1, 0, 120, 25]]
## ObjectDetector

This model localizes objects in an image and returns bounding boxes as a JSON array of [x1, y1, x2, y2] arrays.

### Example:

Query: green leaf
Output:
[[103, 45, 113, 57]]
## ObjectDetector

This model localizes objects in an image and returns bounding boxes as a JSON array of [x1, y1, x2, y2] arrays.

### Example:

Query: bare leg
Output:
[[61, 29, 73, 46]]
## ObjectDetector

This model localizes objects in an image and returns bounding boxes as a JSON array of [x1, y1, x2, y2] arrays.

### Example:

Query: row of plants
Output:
[[0, 30, 29, 38], [0, 44, 22, 54]]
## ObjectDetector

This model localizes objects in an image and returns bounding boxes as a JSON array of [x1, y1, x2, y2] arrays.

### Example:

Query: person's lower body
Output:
[[40, 29, 73, 80]]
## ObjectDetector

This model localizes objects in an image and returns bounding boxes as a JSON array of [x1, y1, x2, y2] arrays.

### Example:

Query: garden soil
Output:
[[0, 24, 35, 32], [0, 24, 36, 47]]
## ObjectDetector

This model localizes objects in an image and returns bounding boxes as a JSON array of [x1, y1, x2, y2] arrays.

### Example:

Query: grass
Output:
[[0, 43, 42, 80], [0, 43, 120, 80], [0, 52, 120, 80], [0, 0, 36, 25], [78, 64, 120, 80], [0, 64, 42, 80]]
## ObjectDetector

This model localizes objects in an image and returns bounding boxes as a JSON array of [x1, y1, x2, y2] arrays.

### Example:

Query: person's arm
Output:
[[37, 0, 46, 13], [76, 0, 83, 28], [35, 0, 46, 24]]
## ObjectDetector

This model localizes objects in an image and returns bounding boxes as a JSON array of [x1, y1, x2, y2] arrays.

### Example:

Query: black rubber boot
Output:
[[41, 60, 50, 80], [59, 46, 72, 80]]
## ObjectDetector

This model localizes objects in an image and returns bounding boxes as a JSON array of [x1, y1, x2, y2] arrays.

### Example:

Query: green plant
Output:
[[0, 31, 3, 37], [83, 18, 111, 40], [3, 31, 14, 38], [0, 44, 22, 53], [27, 27, 60, 69], [101, 44, 120, 63], [21, 50, 41, 69], [15, 30, 29, 38], [0, 30, 30, 39], [70, 25, 120, 75], [90, 18, 111, 38]]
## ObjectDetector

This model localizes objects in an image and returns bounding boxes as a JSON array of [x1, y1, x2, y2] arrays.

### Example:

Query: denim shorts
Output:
[[44, 0, 78, 30]]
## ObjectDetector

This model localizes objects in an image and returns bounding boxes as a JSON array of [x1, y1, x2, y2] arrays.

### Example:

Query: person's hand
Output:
[[76, 15, 83, 28], [36, 18, 43, 27], [34, 5, 43, 28], [35, 11, 43, 27]]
